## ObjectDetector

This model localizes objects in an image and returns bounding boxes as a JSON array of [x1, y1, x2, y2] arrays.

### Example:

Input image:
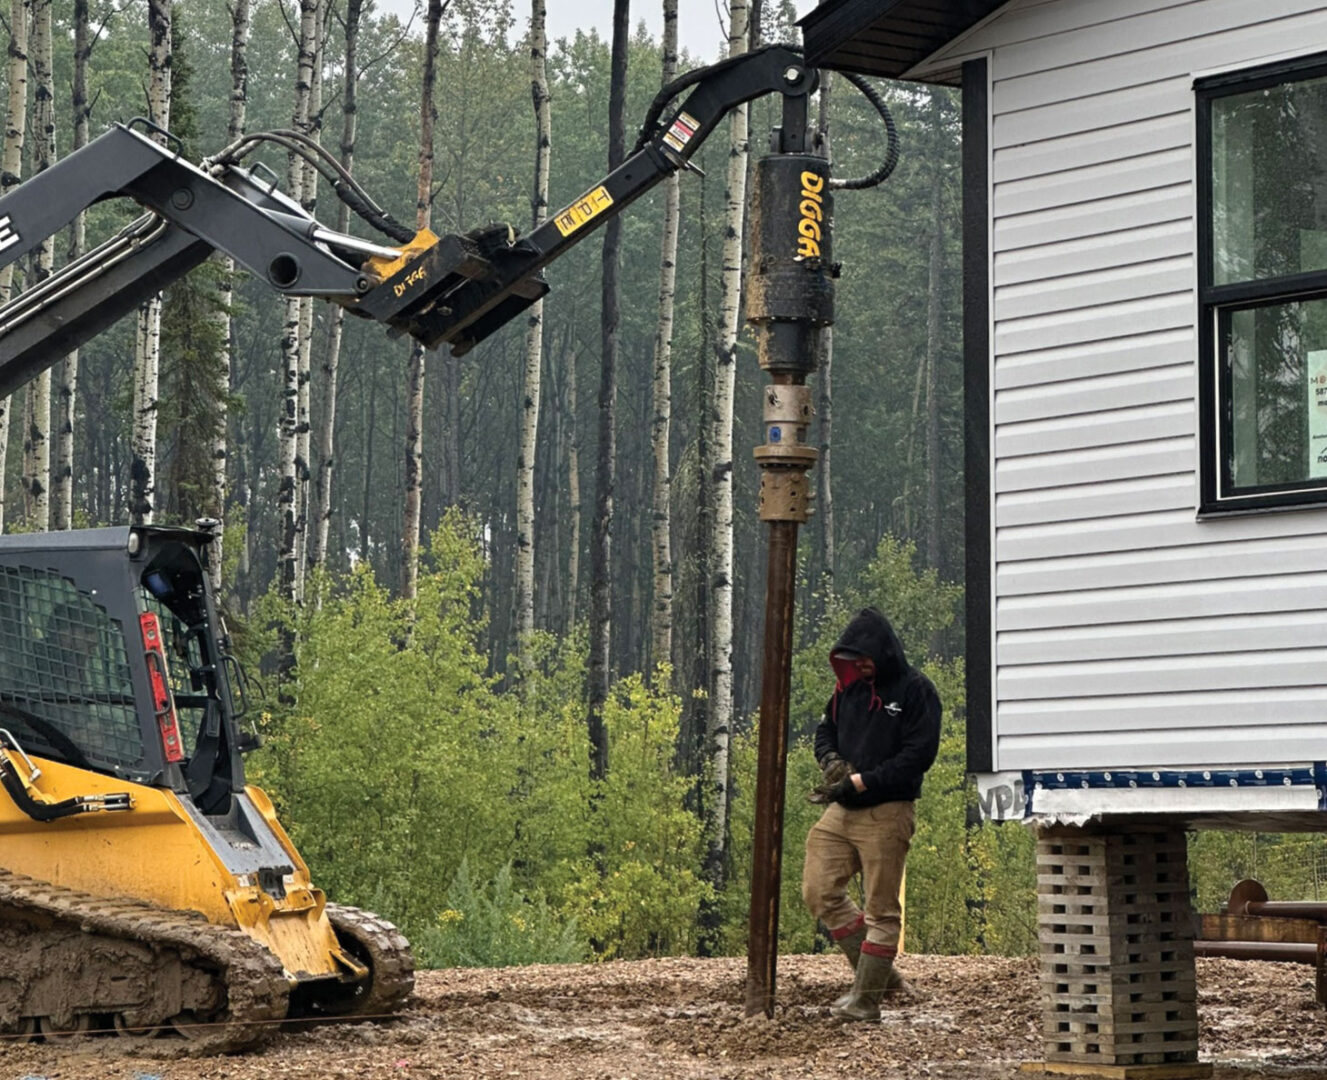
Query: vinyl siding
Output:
[[923, 0, 1327, 772]]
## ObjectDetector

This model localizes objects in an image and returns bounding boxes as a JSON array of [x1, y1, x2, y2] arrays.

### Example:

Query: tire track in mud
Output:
[[2, 954, 1326, 1079]]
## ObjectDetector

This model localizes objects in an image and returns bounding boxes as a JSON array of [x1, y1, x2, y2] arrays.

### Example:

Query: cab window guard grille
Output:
[[0, 565, 140, 769]]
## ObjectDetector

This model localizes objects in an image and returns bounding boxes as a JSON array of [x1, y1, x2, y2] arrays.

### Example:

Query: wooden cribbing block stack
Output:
[[1033, 826, 1208, 1079]]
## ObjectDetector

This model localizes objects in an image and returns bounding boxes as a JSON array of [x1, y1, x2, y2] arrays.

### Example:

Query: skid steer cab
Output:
[[0, 526, 412, 1047]]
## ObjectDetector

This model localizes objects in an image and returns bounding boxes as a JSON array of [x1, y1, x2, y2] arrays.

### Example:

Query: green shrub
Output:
[[968, 820, 1037, 956], [414, 861, 586, 968], [555, 673, 713, 959]]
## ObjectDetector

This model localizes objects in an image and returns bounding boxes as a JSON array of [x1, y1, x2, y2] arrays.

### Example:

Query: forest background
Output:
[[0, 0, 1310, 969]]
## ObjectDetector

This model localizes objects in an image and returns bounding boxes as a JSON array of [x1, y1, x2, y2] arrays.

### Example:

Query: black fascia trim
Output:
[[962, 56, 992, 776], [1196, 49, 1327, 515], [802, 0, 1013, 81], [801, 0, 911, 68]]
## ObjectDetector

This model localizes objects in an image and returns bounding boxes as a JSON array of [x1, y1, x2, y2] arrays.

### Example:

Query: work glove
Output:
[[820, 753, 853, 786], [807, 755, 855, 804]]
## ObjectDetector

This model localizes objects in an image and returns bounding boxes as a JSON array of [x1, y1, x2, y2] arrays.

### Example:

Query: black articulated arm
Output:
[[0, 47, 815, 394], [0, 120, 381, 398], [391, 45, 817, 355]]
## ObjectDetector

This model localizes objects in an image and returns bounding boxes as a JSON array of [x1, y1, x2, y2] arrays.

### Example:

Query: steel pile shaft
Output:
[[744, 517, 799, 1017], [740, 84, 831, 1020]]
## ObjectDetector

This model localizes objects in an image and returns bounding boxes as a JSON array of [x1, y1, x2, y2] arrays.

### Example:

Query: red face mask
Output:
[[831, 652, 875, 689]]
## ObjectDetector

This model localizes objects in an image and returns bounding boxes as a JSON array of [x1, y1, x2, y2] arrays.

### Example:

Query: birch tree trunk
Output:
[[278, 0, 317, 601], [206, 0, 249, 587], [0, 0, 28, 532], [587, 0, 630, 781], [702, 0, 749, 908], [130, 0, 171, 527], [648, 0, 679, 677], [54, 0, 92, 531], [293, 2, 326, 590], [815, 73, 834, 589], [401, 0, 443, 602], [515, 0, 551, 660], [311, 0, 362, 575], [22, 0, 51, 530]]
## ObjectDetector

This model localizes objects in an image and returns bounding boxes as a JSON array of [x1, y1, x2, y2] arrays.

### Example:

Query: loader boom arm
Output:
[[0, 46, 815, 396]]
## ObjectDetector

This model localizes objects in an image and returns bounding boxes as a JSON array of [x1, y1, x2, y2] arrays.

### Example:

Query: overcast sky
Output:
[[376, 0, 817, 63]]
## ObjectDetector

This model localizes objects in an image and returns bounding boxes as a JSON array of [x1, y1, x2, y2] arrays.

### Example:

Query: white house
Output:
[[805, 0, 1327, 827]]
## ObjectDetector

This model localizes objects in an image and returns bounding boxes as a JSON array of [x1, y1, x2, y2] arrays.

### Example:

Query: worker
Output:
[[801, 606, 941, 1021]]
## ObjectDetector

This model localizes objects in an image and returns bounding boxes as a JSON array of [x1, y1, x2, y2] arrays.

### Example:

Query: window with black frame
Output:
[[1198, 54, 1327, 513]]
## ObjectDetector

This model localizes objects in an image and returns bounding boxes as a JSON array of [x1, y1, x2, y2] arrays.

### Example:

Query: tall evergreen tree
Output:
[[564, 342, 581, 632], [924, 87, 945, 574], [587, 0, 630, 781], [159, 12, 226, 527]]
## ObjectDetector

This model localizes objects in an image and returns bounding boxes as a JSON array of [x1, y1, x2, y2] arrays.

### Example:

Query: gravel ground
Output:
[[1, 955, 1325, 1079]]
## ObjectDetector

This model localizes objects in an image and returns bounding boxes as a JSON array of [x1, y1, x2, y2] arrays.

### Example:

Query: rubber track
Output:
[[0, 868, 289, 1054], [325, 902, 415, 1017]]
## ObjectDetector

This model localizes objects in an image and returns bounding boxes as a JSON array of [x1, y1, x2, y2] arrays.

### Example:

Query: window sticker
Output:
[[1308, 350, 1327, 478]]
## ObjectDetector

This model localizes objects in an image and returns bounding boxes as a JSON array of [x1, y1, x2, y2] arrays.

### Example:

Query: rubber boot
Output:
[[832, 926, 905, 1008], [835, 922, 866, 970], [833, 964, 905, 1008], [830, 950, 893, 1021]]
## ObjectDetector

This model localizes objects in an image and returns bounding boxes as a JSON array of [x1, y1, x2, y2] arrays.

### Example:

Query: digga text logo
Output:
[[797, 172, 824, 259], [394, 265, 428, 299]]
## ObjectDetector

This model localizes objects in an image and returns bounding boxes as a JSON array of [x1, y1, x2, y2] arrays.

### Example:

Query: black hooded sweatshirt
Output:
[[813, 607, 941, 808]]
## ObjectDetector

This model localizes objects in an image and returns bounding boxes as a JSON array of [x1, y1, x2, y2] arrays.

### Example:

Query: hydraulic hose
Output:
[[828, 71, 899, 190], [632, 46, 899, 191], [209, 130, 417, 244], [632, 44, 793, 155]]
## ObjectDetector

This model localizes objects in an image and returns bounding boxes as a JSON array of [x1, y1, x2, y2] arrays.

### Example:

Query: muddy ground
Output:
[[1, 955, 1324, 1079]]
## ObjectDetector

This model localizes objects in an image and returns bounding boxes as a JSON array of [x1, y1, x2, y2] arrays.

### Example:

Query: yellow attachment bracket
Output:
[[363, 228, 440, 284]]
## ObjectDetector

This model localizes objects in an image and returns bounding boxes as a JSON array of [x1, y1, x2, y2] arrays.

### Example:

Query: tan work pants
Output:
[[801, 800, 915, 952]]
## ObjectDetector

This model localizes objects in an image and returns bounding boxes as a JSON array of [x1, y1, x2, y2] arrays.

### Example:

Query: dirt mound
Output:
[[0, 954, 1324, 1078]]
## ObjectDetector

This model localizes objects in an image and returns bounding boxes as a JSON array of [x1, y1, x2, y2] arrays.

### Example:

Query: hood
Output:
[[829, 607, 909, 689]]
